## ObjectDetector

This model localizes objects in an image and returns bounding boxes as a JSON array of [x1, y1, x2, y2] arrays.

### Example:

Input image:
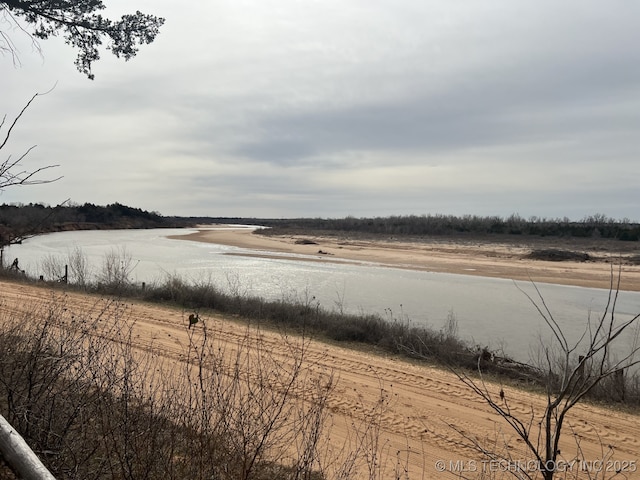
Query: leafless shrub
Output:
[[97, 246, 137, 293], [225, 270, 249, 298], [1, 288, 411, 479], [67, 246, 90, 288], [0, 294, 139, 478], [40, 252, 65, 281], [440, 309, 459, 343], [445, 268, 640, 480], [32, 247, 88, 285], [169, 317, 335, 479]]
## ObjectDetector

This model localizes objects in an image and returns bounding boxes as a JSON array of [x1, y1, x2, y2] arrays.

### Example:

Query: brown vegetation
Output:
[[1, 278, 639, 479]]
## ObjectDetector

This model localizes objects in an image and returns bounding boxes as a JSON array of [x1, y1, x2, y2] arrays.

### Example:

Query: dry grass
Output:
[[0, 290, 416, 479]]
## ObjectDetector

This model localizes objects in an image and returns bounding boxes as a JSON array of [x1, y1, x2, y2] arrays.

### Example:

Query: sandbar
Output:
[[169, 226, 640, 292]]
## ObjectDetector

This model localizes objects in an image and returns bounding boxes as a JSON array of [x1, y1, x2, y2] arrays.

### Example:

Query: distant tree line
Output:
[[3, 207, 639, 253], [0, 202, 188, 250], [246, 213, 640, 241]]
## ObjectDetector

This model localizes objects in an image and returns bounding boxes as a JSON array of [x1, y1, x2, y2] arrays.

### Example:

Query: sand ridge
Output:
[[1, 279, 639, 479]]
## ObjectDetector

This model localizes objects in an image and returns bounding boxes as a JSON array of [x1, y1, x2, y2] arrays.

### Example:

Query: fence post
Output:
[[0, 413, 56, 480]]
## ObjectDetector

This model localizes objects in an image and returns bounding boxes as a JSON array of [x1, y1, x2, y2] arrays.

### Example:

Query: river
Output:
[[5, 227, 640, 363]]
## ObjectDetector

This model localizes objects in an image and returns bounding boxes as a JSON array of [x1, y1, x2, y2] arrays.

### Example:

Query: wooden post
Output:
[[0, 413, 56, 480]]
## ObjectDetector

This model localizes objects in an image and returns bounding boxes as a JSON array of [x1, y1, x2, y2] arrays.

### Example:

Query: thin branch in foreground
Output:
[[442, 271, 640, 480], [0, 88, 61, 190]]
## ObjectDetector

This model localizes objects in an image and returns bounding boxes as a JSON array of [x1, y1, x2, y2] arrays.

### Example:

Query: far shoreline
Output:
[[169, 226, 640, 292]]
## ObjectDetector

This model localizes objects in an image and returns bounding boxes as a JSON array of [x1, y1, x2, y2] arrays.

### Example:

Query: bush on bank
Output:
[[0, 292, 335, 479]]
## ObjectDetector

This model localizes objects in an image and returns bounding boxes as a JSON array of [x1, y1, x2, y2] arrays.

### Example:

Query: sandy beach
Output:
[[171, 226, 640, 292]]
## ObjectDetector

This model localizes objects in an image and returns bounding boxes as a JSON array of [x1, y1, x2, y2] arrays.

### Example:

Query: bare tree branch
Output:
[[0, 90, 61, 191], [428, 268, 640, 480]]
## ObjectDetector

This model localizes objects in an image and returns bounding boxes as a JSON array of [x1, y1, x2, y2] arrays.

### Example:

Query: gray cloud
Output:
[[2, 0, 640, 219], [226, 48, 640, 166]]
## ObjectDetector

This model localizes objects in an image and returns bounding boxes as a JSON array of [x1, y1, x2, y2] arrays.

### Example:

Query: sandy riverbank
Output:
[[5, 227, 637, 477], [1, 279, 639, 479], [170, 226, 640, 292]]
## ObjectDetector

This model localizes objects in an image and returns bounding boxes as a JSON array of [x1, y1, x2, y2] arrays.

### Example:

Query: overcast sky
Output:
[[2, 0, 639, 219]]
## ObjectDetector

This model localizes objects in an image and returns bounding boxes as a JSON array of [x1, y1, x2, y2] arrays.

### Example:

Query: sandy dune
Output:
[[1, 275, 639, 479], [171, 227, 640, 292]]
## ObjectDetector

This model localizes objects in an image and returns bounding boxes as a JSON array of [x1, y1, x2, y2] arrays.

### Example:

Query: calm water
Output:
[[5, 228, 640, 362]]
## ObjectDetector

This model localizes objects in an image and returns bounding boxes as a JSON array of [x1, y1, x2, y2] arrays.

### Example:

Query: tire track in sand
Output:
[[2, 280, 640, 479]]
